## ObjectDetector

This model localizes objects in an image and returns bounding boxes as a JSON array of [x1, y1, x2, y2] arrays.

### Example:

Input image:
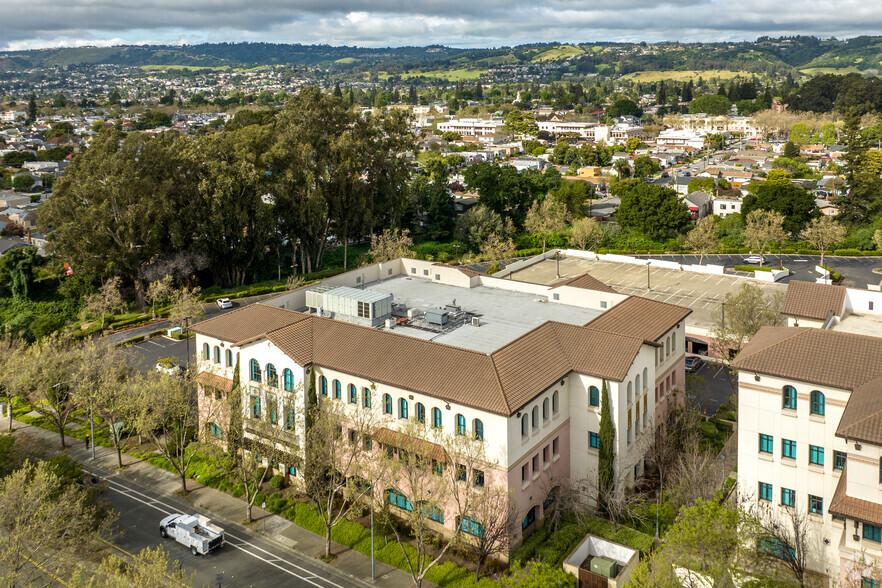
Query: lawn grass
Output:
[[621, 69, 751, 82], [531, 45, 585, 62], [384, 68, 486, 81]]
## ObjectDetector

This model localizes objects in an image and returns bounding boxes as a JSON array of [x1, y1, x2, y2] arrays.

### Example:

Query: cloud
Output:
[[1, 0, 882, 49]]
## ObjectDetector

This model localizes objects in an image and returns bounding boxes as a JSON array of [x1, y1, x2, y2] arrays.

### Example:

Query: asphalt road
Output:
[[686, 359, 736, 416], [102, 476, 359, 588], [632, 253, 882, 288]]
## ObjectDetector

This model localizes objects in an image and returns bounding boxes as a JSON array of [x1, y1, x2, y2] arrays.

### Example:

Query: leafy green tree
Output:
[[0, 247, 38, 300], [819, 123, 837, 146], [662, 500, 742, 586], [614, 181, 692, 240], [502, 108, 538, 136], [782, 140, 800, 158], [836, 111, 882, 224], [607, 99, 641, 118], [12, 174, 34, 192], [598, 380, 615, 513], [789, 122, 812, 146], [802, 216, 847, 267], [553, 180, 594, 218], [687, 177, 716, 194], [524, 197, 570, 253], [688, 94, 730, 115], [632, 155, 659, 180], [454, 205, 511, 252], [551, 139, 570, 164], [742, 180, 817, 234]]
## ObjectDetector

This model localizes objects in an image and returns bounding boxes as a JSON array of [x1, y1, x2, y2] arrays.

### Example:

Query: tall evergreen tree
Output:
[[474, 80, 483, 100], [332, 83, 343, 99], [305, 368, 317, 430], [27, 94, 36, 123], [684, 80, 694, 102], [408, 85, 418, 105], [836, 110, 882, 223], [656, 81, 667, 106], [598, 379, 615, 513]]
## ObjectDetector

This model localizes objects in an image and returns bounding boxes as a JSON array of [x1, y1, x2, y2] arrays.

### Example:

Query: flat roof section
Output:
[[509, 257, 786, 333], [366, 275, 603, 353]]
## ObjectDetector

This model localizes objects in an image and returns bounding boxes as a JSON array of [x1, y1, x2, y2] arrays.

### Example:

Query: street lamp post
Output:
[[370, 486, 375, 581], [184, 316, 191, 367], [55, 382, 94, 460], [646, 261, 651, 291]]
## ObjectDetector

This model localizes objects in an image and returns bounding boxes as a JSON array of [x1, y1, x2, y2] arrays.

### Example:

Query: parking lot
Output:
[[121, 335, 193, 372]]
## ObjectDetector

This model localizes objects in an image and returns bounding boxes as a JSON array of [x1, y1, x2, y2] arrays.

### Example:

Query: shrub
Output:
[[834, 249, 863, 256], [269, 474, 286, 490], [486, 262, 501, 275], [733, 265, 773, 272]]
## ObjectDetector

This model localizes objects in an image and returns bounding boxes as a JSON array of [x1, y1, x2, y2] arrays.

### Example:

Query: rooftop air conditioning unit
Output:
[[407, 308, 418, 319], [385, 318, 395, 330], [471, 317, 480, 327]]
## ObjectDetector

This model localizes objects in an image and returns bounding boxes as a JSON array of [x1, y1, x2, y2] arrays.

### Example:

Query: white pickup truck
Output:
[[159, 513, 225, 556]]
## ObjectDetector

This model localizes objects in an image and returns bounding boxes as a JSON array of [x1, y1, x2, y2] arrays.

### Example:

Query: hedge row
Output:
[[733, 265, 774, 272]]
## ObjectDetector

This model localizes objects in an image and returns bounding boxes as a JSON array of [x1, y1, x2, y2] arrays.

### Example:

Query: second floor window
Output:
[[284, 369, 294, 392], [474, 419, 484, 441], [319, 376, 327, 396], [399, 398, 408, 419], [834, 450, 847, 471], [759, 482, 772, 502], [266, 364, 278, 387], [781, 487, 795, 507], [782, 385, 797, 410], [416, 403, 425, 424], [864, 524, 882, 542], [432, 407, 442, 429], [590, 432, 600, 448], [250, 395, 261, 419], [810, 391, 825, 416], [383, 394, 392, 415], [589, 386, 600, 407], [363, 388, 371, 408], [456, 414, 466, 436], [349, 384, 357, 404], [249, 359, 261, 382]]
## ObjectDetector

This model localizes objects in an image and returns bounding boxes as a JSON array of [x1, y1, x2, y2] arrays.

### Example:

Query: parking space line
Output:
[[147, 340, 166, 348]]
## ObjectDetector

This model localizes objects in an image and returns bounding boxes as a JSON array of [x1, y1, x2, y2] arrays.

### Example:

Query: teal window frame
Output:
[[808, 494, 823, 514], [349, 384, 357, 404], [319, 376, 327, 396], [782, 439, 796, 459], [363, 387, 371, 408], [432, 407, 442, 428], [474, 419, 484, 441], [387, 489, 413, 511], [759, 434, 773, 454], [590, 432, 600, 448], [522, 507, 536, 530], [283, 368, 294, 392], [226, 349, 233, 367], [589, 386, 599, 407], [214, 346, 221, 364], [250, 395, 261, 419], [863, 523, 882, 542], [399, 398, 408, 419], [249, 359, 261, 382], [266, 363, 278, 387], [809, 445, 824, 466], [334, 380, 341, 399], [834, 450, 847, 471], [456, 414, 466, 435], [810, 390, 825, 416], [781, 487, 795, 507], [782, 385, 797, 409], [461, 515, 485, 537], [759, 482, 772, 502], [416, 403, 425, 423], [383, 394, 392, 415]]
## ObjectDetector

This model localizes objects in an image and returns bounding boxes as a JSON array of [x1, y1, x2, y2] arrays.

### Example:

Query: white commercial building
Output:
[[436, 118, 505, 137]]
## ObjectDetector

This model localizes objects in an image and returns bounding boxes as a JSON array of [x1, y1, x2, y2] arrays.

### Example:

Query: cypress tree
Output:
[[656, 81, 666, 106], [598, 379, 615, 513], [27, 94, 36, 123], [227, 355, 243, 455], [332, 83, 343, 99], [305, 367, 317, 430]]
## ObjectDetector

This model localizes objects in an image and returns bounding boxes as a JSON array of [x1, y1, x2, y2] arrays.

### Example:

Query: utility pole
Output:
[[646, 261, 651, 291], [184, 316, 191, 367]]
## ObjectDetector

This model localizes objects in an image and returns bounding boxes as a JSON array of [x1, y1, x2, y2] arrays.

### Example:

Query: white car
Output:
[[155, 360, 182, 375], [216, 297, 233, 309], [743, 255, 766, 264]]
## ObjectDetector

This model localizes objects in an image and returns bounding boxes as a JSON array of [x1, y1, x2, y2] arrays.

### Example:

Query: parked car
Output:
[[156, 358, 183, 375], [685, 356, 704, 373], [743, 255, 766, 264], [216, 297, 233, 309], [160, 513, 225, 556]]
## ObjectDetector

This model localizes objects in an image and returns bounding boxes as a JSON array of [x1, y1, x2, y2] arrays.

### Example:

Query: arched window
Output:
[[459, 515, 485, 537], [214, 346, 221, 364], [349, 384, 358, 404], [226, 349, 233, 367], [266, 364, 278, 387], [432, 408, 442, 429], [319, 376, 328, 396], [542, 398, 549, 421], [474, 419, 484, 441], [202, 343, 210, 360], [416, 403, 426, 423], [531, 406, 539, 430], [635, 373, 641, 393], [419, 501, 444, 523], [522, 506, 537, 531], [782, 385, 797, 410], [363, 387, 371, 408], [249, 359, 261, 382], [399, 398, 409, 419], [810, 391, 825, 416], [283, 369, 294, 392], [207, 422, 223, 439], [543, 487, 557, 511], [521, 415, 528, 437], [589, 386, 600, 407], [627, 381, 633, 405], [386, 488, 413, 511], [643, 367, 648, 389], [552, 390, 559, 414], [455, 414, 466, 435], [383, 394, 392, 415], [334, 380, 342, 399]]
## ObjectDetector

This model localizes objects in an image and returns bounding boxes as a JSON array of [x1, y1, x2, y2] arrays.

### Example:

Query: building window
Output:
[[474, 419, 484, 441], [266, 364, 278, 387], [781, 487, 795, 507], [808, 494, 823, 515], [267, 394, 278, 424], [456, 464, 467, 482], [455, 414, 465, 435], [420, 502, 444, 523], [250, 395, 261, 419], [553, 293, 560, 300], [249, 359, 261, 382], [208, 423, 223, 439], [542, 398, 549, 421], [387, 489, 413, 511], [287, 466, 297, 477], [285, 406, 295, 430], [203, 343, 210, 360], [809, 445, 824, 466], [863, 578, 880, 588], [284, 369, 295, 392], [759, 434, 773, 454], [782, 439, 796, 460], [474, 469, 484, 487], [590, 432, 600, 448], [423, 269, 429, 276], [521, 415, 528, 437], [433, 408, 442, 429], [363, 388, 371, 408], [334, 380, 341, 399], [782, 385, 797, 410], [319, 376, 327, 396], [521, 464, 528, 483], [522, 506, 536, 530], [226, 349, 233, 367], [553, 437, 559, 457], [810, 391, 825, 416], [759, 482, 772, 502], [460, 516, 485, 537], [383, 394, 392, 415], [552, 390, 559, 414], [600, 301, 607, 309], [589, 386, 600, 407], [531, 406, 539, 430], [834, 450, 847, 471], [349, 384, 357, 404], [416, 403, 425, 424], [399, 398, 408, 419], [214, 346, 221, 364], [864, 524, 882, 543], [543, 445, 550, 464]]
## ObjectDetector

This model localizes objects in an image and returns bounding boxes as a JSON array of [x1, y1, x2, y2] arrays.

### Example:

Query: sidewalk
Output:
[[6, 417, 422, 588]]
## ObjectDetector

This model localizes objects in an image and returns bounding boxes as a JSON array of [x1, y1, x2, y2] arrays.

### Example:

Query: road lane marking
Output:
[[105, 479, 346, 588]]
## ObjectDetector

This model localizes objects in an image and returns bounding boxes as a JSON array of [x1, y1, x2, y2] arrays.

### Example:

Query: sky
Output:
[[2, 0, 882, 51]]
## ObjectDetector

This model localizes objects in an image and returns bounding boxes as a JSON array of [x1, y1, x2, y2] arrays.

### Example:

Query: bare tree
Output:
[[128, 369, 207, 494], [465, 485, 516, 581], [667, 433, 726, 510], [802, 216, 847, 269], [19, 334, 78, 448], [742, 210, 786, 267], [145, 275, 174, 319], [742, 497, 812, 587], [368, 228, 414, 263], [570, 216, 604, 254], [167, 286, 204, 328], [72, 545, 196, 588], [525, 198, 570, 253], [302, 392, 383, 558], [711, 282, 783, 364], [480, 232, 516, 262], [82, 276, 126, 329], [683, 216, 719, 265]]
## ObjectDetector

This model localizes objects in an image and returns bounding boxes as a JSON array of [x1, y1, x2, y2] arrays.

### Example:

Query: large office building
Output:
[[192, 257, 689, 549]]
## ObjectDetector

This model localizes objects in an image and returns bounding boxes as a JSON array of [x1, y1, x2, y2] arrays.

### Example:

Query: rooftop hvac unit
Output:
[[425, 309, 449, 326], [407, 308, 418, 319], [471, 317, 480, 327], [590, 556, 618, 578], [385, 318, 395, 330]]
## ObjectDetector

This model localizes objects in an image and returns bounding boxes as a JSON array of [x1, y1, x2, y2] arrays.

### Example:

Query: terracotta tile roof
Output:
[[836, 374, 882, 445], [829, 464, 882, 526], [732, 327, 882, 392], [195, 371, 235, 395], [190, 304, 308, 345], [550, 273, 618, 294], [780, 280, 846, 321], [584, 296, 691, 344]]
